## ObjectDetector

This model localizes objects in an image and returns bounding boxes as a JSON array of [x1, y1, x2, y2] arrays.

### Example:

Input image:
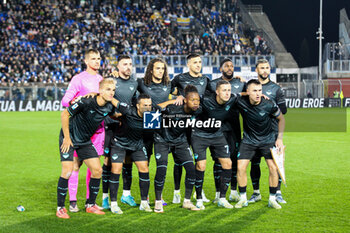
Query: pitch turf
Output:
[[0, 109, 349, 233]]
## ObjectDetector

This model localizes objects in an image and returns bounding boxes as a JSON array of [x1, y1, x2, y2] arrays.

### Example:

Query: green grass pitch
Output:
[[0, 109, 349, 232]]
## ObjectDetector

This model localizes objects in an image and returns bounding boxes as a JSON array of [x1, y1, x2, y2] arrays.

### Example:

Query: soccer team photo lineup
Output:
[[1, 1, 350, 232]]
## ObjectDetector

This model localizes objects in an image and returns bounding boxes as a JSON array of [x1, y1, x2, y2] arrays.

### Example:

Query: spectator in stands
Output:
[[0, 0, 272, 84]]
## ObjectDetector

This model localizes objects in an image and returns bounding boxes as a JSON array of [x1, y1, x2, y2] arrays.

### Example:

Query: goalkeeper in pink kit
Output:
[[61, 49, 104, 212]]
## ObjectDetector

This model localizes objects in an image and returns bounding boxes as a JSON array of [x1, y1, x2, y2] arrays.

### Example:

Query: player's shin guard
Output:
[[68, 171, 79, 201], [109, 173, 120, 202], [183, 162, 196, 200], [195, 170, 205, 200], [154, 162, 167, 200], [122, 163, 132, 191], [86, 168, 91, 200], [102, 164, 111, 194], [213, 160, 222, 192], [173, 163, 183, 190], [220, 169, 231, 198], [88, 178, 101, 205], [231, 157, 238, 191], [139, 172, 150, 201], [57, 177, 69, 207], [250, 156, 261, 190]]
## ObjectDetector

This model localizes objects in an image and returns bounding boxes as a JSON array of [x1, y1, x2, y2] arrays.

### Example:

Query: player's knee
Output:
[[237, 162, 247, 173], [268, 163, 277, 174], [196, 161, 206, 171], [138, 163, 149, 173], [91, 166, 102, 177], [221, 159, 232, 169], [111, 163, 122, 174]]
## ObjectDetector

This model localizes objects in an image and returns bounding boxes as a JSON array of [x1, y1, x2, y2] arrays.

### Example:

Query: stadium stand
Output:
[[0, 0, 272, 85]]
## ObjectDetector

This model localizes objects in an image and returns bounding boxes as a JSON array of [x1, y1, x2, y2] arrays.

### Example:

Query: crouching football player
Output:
[[56, 78, 119, 219]]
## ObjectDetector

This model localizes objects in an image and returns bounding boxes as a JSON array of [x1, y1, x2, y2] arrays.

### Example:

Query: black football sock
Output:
[[102, 164, 111, 194], [139, 172, 150, 201], [195, 169, 205, 200], [57, 177, 68, 207], [88, 178, 101, 205], [109, 173, 120, 202]]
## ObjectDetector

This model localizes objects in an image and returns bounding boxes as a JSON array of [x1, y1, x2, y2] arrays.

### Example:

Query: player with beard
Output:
[[248, 59, 287, 205], [102, 55, 139, 209], [209, 58, 246, 203], [171, 54, 211, 204]]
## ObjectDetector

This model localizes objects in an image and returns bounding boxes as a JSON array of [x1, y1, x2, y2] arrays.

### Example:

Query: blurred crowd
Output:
[[0, 0, 271, 86]]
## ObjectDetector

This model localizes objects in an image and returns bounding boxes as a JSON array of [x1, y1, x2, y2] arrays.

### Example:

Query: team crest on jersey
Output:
[[199, 81, 204, 85], [234, 85, 239, 89], [129, 86, 135, 91], [225, 105, 231, 111]]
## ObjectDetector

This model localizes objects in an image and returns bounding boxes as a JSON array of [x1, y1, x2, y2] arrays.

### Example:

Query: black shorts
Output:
[[103, 128, 114, 156], [191, 135, 230, 162], [59, 132, 98, 162], [154, 141, 193, 165], [238, 143, 274, 160], [143, 131, 154, 158], [110, 144, 148, 163], [210, 130, 239, 159]]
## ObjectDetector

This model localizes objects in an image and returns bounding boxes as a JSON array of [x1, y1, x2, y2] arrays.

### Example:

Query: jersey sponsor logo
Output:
[[155, 153, 161, 160], [103, 112, 108, 116], [266, 91, 272, 95], [185, 81, 190, 84], [143, 110, 161, 129], [120, 103, 128, 107], [162, 87, 168, 91], [71, 103, 79, 110], [259, 112, 266, 116], [90, 110, 95, 114], [234, 85, 239, 89], [129, 86, 135, 91], [199, 81, 204, 85], [225, 105, 231, 111]]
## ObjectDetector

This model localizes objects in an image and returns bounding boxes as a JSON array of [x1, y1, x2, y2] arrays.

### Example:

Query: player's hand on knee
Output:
[[61, 137, 73, 153]]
